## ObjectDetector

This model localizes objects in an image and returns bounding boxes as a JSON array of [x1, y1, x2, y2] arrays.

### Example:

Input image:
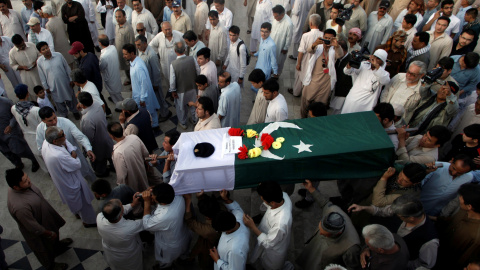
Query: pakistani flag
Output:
[[170, 112, 395, 194]]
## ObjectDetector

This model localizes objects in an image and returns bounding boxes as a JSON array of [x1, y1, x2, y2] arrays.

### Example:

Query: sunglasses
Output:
[[136, 28, 145, 32]]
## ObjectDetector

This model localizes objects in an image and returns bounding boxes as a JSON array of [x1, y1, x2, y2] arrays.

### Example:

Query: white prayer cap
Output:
[[373, 49, 388, 64], [391, 103, 405, 117], [42, 5, 53, 16]]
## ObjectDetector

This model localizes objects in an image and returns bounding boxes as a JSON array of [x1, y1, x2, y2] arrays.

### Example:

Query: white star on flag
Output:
[[292, 140, 313, 153]]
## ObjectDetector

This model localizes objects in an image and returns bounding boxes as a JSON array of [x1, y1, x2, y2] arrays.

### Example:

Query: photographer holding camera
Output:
[[300, 29, 343, 118], [341, 49, 391, 114]]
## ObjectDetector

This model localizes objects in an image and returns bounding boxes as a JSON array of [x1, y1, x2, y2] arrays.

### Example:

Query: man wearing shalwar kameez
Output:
[[36, 107, 97, 182], [123, 43, 161, 129], [97, 199, 144, 270], [7, 169, 71, 270], [142, 184, 191, 269], [300, 29, 342, 118], [341, 49, 391, 114], [99, 35, 124, 104], [42, 127, 97, 227], [270, 5, 293, 75], [250, 0, 273, 52], [289, 0, 315, 59]]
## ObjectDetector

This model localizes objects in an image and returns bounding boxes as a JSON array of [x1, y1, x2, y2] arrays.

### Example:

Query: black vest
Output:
[[402, 217, 438, 260], [334, 54, 353, 97], [126, 108, 158, 153]]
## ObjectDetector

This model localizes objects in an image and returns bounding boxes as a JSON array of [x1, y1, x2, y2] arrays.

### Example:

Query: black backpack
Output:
[[237, 40, 251, 66]]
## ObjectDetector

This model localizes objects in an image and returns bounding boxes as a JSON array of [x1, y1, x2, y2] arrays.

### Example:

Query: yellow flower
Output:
[[246, 129, 258, 138], [272, 141, 282, 149], [276, 137, 285, 143], [248, 147, 262, 158]]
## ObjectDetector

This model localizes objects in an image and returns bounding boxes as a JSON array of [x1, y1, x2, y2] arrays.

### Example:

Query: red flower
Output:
[[238, 144, 248, 159], [261, 133, 274, 150], [228, 128, 244, 136]]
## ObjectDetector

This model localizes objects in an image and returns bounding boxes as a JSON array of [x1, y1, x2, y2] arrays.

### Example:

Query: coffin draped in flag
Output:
[[169, 111, 396, 194]]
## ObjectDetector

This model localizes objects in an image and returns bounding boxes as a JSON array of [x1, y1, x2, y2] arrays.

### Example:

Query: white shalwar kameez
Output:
[[250, 193, 293, 270], [215, 201, 250, 270], [143, 196, 191, 267], [41, 139, 96, 224], [225, 38, 247, 84], [97, 204, 144, 270], [205, 5, 233, 30], [97, 0, 116, 42], [290, 0, 313, 58], [271, 14, 293, 75], [99, 45, 124, 104], [250, 0, 273, 51], [200, 60, 218, 88], [265, 94, 288, 123], [36, 117, 96, 182], [341, 61, 390, 114], [149, 30, 185, 84]]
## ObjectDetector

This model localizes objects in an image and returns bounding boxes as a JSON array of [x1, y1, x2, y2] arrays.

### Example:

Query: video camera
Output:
[[335, 4, 355, 26], [319, 38, 331, 45], [349, 42, 370, 69], [422, 67, 444, 84]]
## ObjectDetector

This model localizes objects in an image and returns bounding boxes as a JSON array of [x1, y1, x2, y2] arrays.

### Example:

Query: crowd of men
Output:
[[2, 0, 480, 269]]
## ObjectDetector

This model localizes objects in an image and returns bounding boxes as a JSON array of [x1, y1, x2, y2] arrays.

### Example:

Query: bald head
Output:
[[98, 34, 109, 47]]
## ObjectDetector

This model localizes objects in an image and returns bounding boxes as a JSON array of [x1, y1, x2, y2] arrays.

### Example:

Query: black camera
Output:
[[349, 42, 370, 69], [319, 38, 331, 45], [335, 4, 355, 26], [422, 67, 444, 84]]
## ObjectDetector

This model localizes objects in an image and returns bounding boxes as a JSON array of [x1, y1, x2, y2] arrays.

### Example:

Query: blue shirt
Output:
[[421, 162, 473, 216], [21, 5, 33, 33], [450, 55, 480, 97], [217, 82, 241, 127], [163, 6, 173, 22], [130, 56, 160, 126], [254, 36, 278, 79]]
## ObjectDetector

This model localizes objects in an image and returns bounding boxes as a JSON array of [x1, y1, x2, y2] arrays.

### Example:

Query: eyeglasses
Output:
[[136, 28, 145, 32]]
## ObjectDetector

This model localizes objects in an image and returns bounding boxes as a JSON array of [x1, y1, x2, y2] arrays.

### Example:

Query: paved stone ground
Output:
[[1, 0, 341, 269]]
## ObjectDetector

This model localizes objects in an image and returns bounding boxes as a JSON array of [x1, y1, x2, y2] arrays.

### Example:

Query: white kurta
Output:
[[271, 14, 294, 57], [149, 30, 184, 81], [225, 39, 247, 83], [251, 0, 273, 42], [9, 42, 41, 99], [132, 8, 159, 35], [194, 1, 208, 38], [36, 117, 96, 182], [290, 0, 313, 45], [215, 201, 250, 270], [427, 13, 461, 36], [97, 0, 116, 41], [28, 28, 55, 52], [80, 81, 104, 105], [250, 193, 292, 270], [208, 23, 228, 63], [362, 12, 393, 53], [205, 6, 233, 30], [143, 196, 191, 266], [200, 60, 218, 88], [99, 45, 124, 103], [0, 10, 26, 40], [97, 204, 144, 270], [341, 61, 391, 114], [265, 94, 288, 123], [393, 9, 422, 33], [41, 139, 96, 221]]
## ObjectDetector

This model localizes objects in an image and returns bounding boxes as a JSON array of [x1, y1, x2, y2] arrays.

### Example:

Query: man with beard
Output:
[[363, 0, 393, 53]]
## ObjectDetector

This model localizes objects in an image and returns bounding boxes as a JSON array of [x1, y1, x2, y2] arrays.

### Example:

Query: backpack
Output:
[[237, 40, 251, 66]]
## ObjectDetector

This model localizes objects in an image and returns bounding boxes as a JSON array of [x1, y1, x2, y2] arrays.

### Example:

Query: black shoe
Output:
[[115, 108, 122, 112], [73, 112, 81, 120], [83, 222, 97, 228], [295, 199, 314, 209], [158, 111, 172, 122], [297, 188, 307, 197], [108, 96, 113, 102], [32, 162, 40, 172], [16, 162, 24, 169], [289, 55, 297, 60], [252, 214, 264, 224], [95, 46, 101, 52]]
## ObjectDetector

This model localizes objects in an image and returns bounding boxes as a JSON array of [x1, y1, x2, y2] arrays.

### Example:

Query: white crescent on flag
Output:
[[253, 122, 303, 160]]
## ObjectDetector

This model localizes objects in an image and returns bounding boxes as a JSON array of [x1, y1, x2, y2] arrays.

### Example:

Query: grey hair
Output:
[[161, 21, 171, 29], [362, 224, 395, 250], [174, 42, 185, 54], [309, 14, 322, 28], [41, 5, 54, 15], [390, 194, 424, 218], [324, 264, 347, 270], [409, 60, 427, 75], [70, 68, 87, 84], [45, 126, 62, 144]]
